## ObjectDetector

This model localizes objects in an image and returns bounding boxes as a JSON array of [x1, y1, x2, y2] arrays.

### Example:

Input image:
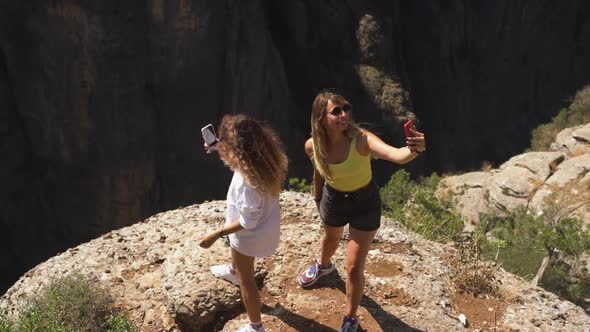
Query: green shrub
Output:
[[478, 206, 590, 306], [541, 261, 590, 307], [380, 169, 414, 220], [287, 177, 311, 193], [530, 109, 568, 151], [108, 314, 136, 332], [530, 86, 590, 151], [480, 207, 555, 277], [568, 86, 590, 123], [0, 310, 13, 332], [2, 273, 134, 332], [380, 170, 463, 243]]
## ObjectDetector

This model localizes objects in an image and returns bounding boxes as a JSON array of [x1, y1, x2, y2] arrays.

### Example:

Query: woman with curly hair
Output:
[[199, 114, 288, 332], [298, 91, 426, 332]]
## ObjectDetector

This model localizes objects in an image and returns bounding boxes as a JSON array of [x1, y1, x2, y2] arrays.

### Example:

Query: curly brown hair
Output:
[[217, 114, 288, 195]]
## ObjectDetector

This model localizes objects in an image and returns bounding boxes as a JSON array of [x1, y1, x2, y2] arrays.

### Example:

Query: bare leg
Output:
[[319, 224, 345, 266], [231, 248, 261, 323], [345, 227, 377, 317]]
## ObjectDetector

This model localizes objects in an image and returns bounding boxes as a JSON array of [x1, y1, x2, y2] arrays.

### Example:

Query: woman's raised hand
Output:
[[406, 127, 426, 153]]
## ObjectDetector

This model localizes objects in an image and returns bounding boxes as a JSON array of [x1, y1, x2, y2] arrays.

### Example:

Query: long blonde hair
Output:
[[217, 114, 288, 195], [310, 91, 361, 179]]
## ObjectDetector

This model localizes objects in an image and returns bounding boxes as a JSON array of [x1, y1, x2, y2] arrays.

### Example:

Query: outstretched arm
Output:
[[198, 220, 244, 248], [364, 127, 425, 165]]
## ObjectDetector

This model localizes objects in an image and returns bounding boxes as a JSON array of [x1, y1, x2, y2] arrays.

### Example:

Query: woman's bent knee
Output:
[[347, 264, 365, 279]]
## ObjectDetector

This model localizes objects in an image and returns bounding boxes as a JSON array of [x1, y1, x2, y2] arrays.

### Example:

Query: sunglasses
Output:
[[328, 104, 352, 116]]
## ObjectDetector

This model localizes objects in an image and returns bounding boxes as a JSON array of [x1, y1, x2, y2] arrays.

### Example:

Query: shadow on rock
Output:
[[307, 270, 425, 332], [262, 303, 337, 331]]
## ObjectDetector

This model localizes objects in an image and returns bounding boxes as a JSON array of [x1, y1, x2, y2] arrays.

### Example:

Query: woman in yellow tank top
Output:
[[297, 91, 426, 332]]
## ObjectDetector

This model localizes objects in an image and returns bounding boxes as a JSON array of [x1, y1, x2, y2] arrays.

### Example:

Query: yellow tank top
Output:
[[325, 137, 372, 192]]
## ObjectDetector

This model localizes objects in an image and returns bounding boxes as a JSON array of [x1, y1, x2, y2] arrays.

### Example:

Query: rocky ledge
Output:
[[1, 191, 589, 331], [439, 123, 590, 230]]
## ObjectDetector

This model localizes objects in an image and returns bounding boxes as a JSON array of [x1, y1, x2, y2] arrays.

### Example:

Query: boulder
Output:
[[438, 172, 492, 231], [442, 124, 590, 226], [553, 124, 590, 155]]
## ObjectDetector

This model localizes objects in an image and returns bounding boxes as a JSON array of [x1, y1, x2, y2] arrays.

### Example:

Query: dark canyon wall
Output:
[[1, 0, 589, 293]]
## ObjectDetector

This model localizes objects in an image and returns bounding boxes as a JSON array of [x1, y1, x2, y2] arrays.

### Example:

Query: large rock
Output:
[[437, 172, 492, 231], [529, 153, 590, 217], [441, 125, 589, 226], [161, 236, 244, 330], [573, 123, 590, 144], [2, 192, 589, 331], [553, 124, 590, 155], [488, 166, 538, 212], [499, 151, 565, 181]]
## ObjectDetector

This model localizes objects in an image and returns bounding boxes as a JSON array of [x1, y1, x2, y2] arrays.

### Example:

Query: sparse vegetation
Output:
[[0, 310, 12, 332], [107, 314, 136, 332], [380, 170, 463, 243], [439, 87, 590, 307], [287, 177, 312, 193], [0, 273, 134, 332], [477, 201, 590, 307], [451, 230, 500, 297], [479, 207, 546, 278], [530, 85, 590, 151], [380, 153, 590, 306]]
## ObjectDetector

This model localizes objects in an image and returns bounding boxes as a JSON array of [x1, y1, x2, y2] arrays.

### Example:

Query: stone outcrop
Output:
[[439, 124, 590, 298], [439, 123, 590, 230], [2, 192, 589, 331]]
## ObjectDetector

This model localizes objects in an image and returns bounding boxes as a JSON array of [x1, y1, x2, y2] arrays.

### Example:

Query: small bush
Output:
[[451, 231, 500, 297], [2, 273, 134, 332], [478, 205, 590, 307], [530, 86, 590, 151], [530, 109, 568, 151], [287, 177, 311, 193], [542, 261, 590, 307], [542, 216, 590, 256], [380, 169, 414, 219], [108, 313, 136, 332], [479, 207, 546, 277], [380, 170, 463, 243], [568, 86, 590, 123], [0, 310, 13, 332]]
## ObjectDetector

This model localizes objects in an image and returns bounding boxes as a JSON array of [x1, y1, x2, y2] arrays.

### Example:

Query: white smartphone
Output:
[[201, 124, 219, 151]]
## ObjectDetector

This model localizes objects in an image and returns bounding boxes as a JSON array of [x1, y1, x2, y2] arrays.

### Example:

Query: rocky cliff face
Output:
[[2, 0, 590, 293], [2, 193, 589, 331], [440, 123, 590, 230]]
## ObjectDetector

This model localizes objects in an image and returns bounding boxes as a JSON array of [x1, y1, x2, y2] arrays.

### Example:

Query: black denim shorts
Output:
[[319, 181, 382, 232]]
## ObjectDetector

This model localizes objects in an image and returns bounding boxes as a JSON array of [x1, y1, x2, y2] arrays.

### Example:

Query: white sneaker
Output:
[[210, 264, 239, 286], [236, 323, 266, 332]]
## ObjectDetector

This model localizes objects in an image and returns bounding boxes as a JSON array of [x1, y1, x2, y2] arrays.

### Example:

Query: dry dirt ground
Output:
[[204, 239, 505, 332]]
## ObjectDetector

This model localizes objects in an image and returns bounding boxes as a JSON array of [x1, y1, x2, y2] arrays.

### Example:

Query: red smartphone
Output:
[[403, 120, 414, 138]]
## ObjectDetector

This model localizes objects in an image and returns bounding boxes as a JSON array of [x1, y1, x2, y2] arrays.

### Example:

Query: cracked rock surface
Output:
[[2, 191, 589, 331]]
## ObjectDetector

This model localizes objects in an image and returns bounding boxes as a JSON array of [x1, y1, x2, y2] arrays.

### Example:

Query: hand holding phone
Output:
[[403, 119, 414, 138], [404, 119, 425, 154], [201, 124, 219, 152]]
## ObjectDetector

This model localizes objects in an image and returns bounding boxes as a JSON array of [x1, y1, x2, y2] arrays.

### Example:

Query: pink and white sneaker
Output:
[[297, 259, 335, 288]]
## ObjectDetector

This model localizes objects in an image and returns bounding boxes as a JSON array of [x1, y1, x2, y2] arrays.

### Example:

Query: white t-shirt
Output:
[[225, 171, 280, 257]]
